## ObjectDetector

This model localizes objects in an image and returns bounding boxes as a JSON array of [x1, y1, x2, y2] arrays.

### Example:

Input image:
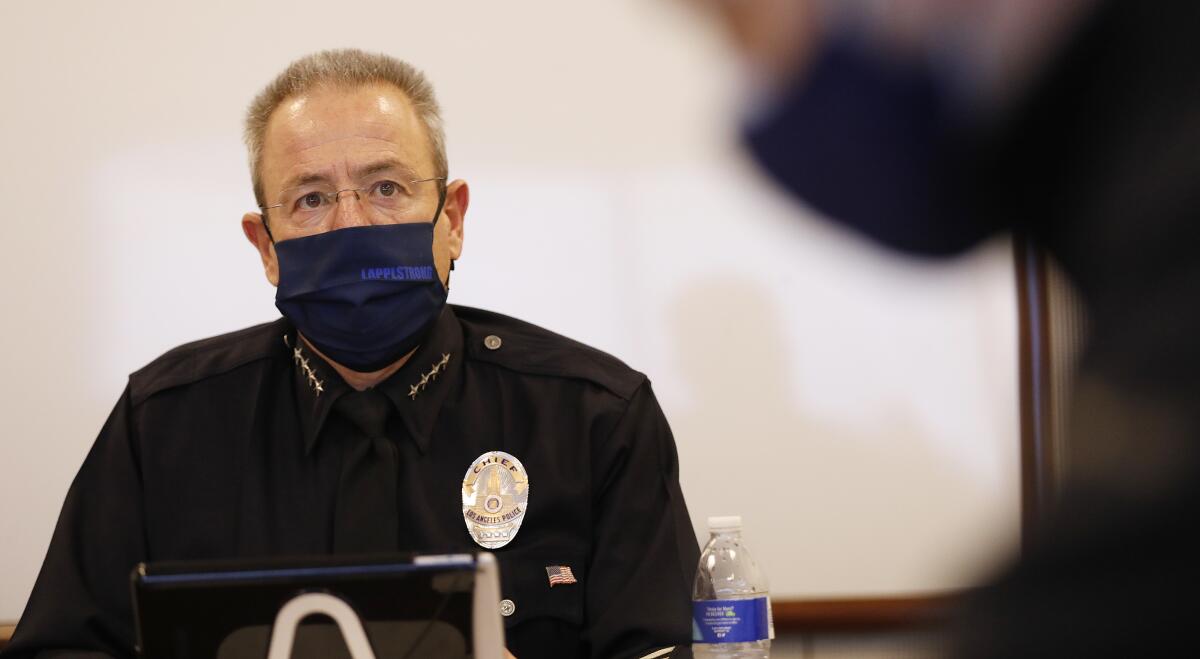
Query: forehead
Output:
[[261, 82, 431, 185]]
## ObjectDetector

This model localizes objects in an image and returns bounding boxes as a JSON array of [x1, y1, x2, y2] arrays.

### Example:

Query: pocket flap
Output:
[[496, 555, 585, 628]]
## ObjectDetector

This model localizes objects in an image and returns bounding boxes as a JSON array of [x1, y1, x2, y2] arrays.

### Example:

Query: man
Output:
[[4, 49, 697, 659], [696, 0, 1200, 655]]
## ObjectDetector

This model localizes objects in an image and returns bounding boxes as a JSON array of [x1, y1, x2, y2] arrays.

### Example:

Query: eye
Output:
[[297, 191, 324, 210], [376, 180, 397, 197]]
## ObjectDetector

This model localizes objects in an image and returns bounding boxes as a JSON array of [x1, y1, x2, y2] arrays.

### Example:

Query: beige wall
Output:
[[0, 0, 1018, 621]]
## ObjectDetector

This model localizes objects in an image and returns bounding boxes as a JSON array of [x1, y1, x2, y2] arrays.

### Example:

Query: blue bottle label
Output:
[[692, 597, 770, 643]]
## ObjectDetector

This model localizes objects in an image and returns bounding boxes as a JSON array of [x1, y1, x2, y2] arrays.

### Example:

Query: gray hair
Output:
[[244, 48, 447, 207]]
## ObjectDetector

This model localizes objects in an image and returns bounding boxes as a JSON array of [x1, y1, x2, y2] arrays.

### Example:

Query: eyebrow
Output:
[[279, 158, 419, 192], [354, 158, 418, 181]]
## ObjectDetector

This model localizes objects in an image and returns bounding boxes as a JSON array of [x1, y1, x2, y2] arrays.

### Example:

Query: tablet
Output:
[[130, 552, 503, 659]]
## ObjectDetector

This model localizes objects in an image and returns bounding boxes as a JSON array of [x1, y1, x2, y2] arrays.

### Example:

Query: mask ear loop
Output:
[[431, 183, 454, 290], [431, 183, 448, 227], [261, 214, 276, 244]]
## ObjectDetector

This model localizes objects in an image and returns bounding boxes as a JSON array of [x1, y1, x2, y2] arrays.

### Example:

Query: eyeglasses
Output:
[[261, 176, 447, 230]]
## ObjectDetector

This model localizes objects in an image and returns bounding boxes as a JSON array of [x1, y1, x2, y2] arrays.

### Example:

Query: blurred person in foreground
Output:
[[695, 0, 1200, 655], [3, 49, 697, 659]]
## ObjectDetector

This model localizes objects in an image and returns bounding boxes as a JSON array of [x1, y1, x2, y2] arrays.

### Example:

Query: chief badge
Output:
[[461, 451, 530, 549]]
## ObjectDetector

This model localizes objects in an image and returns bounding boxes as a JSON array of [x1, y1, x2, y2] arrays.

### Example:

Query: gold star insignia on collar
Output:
[[284, 335, 325, 396], [409, 353, 452, 400]]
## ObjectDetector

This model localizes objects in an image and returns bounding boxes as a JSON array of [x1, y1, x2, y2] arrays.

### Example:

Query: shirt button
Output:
[[499, 598, 516, 617], [484, 335, 503, 350]]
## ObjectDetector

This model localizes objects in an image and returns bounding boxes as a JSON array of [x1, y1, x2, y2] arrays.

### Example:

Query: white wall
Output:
[[0, 1, 1018, 620]]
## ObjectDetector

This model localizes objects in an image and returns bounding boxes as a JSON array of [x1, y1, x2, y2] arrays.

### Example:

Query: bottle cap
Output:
[[707, 515, 742, 531]]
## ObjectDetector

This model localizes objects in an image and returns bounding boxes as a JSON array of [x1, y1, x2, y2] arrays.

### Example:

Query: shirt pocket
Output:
[[496, 553, 586, 629]]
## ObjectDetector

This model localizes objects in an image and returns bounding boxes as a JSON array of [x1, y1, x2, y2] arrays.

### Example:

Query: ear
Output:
[[242, 212, 279, 286], [441, 179, 469, 260]]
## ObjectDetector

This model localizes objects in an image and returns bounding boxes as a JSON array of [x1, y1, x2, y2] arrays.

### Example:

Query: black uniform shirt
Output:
[[4, 305, 699, 659]]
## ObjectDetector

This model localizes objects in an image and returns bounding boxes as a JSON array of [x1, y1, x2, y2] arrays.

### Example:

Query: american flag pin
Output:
[[545, 565, 577, 587]]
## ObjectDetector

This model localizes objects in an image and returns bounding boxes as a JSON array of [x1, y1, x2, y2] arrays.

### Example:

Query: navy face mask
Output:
[[274, 221, 447, 373]]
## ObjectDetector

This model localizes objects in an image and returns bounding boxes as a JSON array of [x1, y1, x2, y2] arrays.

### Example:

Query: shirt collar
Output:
[[287, 330, 346, 456], [290, 305, 463, 456]]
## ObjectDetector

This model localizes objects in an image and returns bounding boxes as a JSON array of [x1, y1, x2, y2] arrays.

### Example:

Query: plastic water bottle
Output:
[[692, 516, 773, 658]]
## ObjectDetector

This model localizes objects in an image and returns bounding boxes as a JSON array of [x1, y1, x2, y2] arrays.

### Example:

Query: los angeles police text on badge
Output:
[[461, 451, 530, 549]]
